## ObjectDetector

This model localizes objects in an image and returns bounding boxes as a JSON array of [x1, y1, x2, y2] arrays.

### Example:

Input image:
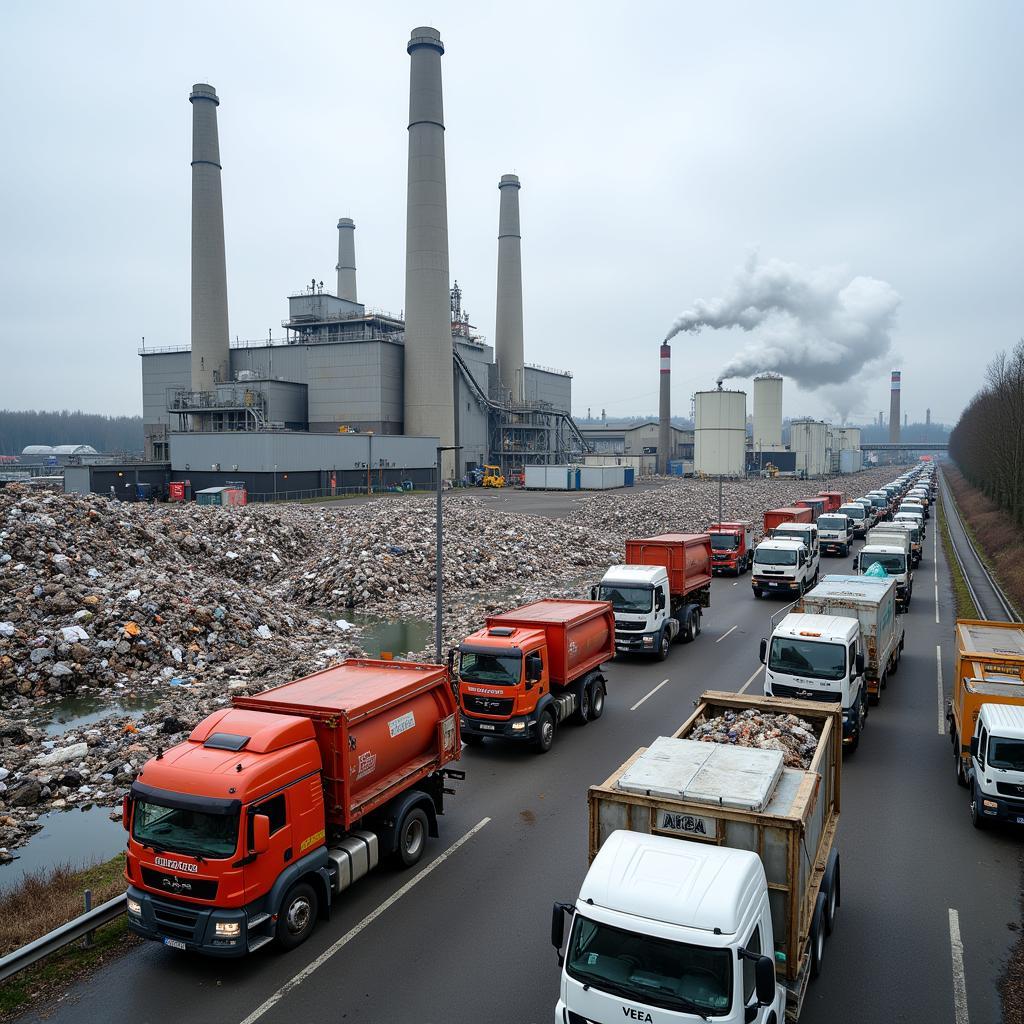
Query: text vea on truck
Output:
[[456, 599, 613, 752], [708, 520, 754, 576], [596, 533, 712, 659], [793, 574, 904, 707], [948, 619, 1024, 827], [123, 659, 462, 956], [552, 692, 842, 1023]]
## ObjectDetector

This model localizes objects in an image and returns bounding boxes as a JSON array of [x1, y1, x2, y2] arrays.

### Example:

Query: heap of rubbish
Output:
[[689, 707, 819, 769]]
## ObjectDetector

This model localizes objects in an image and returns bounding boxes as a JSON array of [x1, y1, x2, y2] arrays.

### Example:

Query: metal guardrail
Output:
[[0, 894, 127, 983]]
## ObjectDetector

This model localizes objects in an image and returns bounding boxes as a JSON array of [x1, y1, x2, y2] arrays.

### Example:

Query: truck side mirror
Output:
[[759, 638, 767, 664], [446, 647, 456, 675], [755, 955, 776, 1006], [551, 901, 573, 965], [852, 558, 858, 570], [655, 589, 665, 610], [969, 737, 979, 759], [855, 653, 865, 675], [589, 585, 597, 601], [122, 794, 132, 832], [252, 813, 271, 855]]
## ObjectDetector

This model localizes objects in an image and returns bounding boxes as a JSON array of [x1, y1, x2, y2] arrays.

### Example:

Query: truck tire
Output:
[[394, 807, 429, 868], [656, 629, 670, 661], [823, 852, 840, 935], [890, 648, 900, 676], [692, 609, 702, 638], [970, 785, 987, 830], [276, 882, 318, 950], [810, 892, 827, 978], [841, 544, 849, 557], [588, 681, 606, 720], [462, 732, 483, 747], [536, 711, 555, 753], [753, 587, 763, 599], [574, 682, 592, 725], [955, 751, 968, 787]]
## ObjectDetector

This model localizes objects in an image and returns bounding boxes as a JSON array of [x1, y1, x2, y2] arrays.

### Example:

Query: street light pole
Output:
[[435, 445, 462, 664]]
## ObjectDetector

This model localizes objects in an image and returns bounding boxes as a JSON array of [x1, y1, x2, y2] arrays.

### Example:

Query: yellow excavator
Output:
[[482, 464, 506, 488]]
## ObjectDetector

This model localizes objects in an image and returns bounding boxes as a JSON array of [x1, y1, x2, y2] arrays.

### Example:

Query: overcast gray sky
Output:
[[2, 0, 1020, 426]]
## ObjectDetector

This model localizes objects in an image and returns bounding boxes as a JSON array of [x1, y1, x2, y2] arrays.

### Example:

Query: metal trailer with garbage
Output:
[[797, 574, 904, 706], [584, 691, 842, 1021]]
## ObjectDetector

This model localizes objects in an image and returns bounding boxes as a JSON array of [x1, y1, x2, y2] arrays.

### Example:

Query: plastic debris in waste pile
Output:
[[689, 708, 819, 769]]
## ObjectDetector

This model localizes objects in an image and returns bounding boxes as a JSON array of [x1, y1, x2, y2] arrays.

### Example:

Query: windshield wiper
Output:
[[570, 969, 711, 1021], [640, 984, 711, 1020]]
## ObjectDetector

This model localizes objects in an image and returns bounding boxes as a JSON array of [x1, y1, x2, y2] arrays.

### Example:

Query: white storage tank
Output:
[[752, 373, 783, 452], [790, 419, 830, 477], [839, 448, 863, 474], [694, 387, 747, 477]]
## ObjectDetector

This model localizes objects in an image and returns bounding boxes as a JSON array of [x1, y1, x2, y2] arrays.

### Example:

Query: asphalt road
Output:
[[20, 493, 1020, 1024]]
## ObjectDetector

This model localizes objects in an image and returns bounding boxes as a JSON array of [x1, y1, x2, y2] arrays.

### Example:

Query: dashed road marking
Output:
[[715, 625, 738, 644], [631, 678, 670, 711], [738, 665, 764, 694], [948, 908, 969, 1024]]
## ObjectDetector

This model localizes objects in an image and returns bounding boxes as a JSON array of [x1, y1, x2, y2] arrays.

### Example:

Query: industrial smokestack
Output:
[[495, 174, 524, 404], [336, 218, 357, 301], [189, 84, 230, 393], [926, 408, 931, 426], [403, 27, 455, 476], [658, 344, 671, 475], [889, 370, 901, 444]]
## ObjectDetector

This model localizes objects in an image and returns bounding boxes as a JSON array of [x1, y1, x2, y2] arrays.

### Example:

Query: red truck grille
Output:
[[462, 694, 515, 717]]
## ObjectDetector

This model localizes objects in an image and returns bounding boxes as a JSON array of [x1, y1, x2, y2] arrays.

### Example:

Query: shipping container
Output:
[[796, 497, 826, 519], [764, 506, 814, 534], [817, 491, 844, 513]]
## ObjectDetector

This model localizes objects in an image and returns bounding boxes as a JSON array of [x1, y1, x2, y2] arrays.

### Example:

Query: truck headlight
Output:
[[983, 800, 998, 809], [642, 636, 654, 646], [511, 721, 526, 731], [215, 922, 241, 937], [126, 897, 142, 916]]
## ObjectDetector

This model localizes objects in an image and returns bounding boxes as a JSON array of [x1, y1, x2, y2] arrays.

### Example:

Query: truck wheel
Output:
[[656, 629, 670, 661], [868, 688, 880, 707], [970, 786, 987, 830], [841, 544, 849, 557], [394, 807, 429, 868], [536, 712, 555, 753], [753, 588, 763, 599], [692, 610, 702, 638], [955, 751, 968, 788], [810, 893, 827, 978], [890, 649, 900, 676], [462, 732, 483, 747], [574, 684, 591, 725], [589, 682, 606, 720], [276, 883, 318, 950], [823, 852, 840, 935]]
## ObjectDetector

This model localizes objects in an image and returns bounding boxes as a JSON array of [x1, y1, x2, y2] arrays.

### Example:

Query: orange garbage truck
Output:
[[456, 600, 614, 753], [123, 659, 462, 956]]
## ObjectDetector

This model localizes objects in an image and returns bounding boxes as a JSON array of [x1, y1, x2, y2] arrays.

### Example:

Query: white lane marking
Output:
[[715, 625, 738, 644], [238, 817, 492, 1024], [738, 665, 764, 694], [732, 581, 739, 586], [948, 908, 970, 1024], [937, 644, 945, 735], [631, 678, 670, 711], [935, 517, 940, 624]]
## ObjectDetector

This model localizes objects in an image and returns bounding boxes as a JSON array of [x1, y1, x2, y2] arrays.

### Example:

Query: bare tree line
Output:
[[0, 409, 143, 456], [950, 340, 1024, 526]]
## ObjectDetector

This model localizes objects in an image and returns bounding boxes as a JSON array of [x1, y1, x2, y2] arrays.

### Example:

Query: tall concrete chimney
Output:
[[404, 27, 455, 476], [926, 407, 931, 427], [495, 174, 524, 404], [658, 344, 671, 474], [189, 84, 230, 392], [336, 218, 357, 301], [889, 370, 901, 444]]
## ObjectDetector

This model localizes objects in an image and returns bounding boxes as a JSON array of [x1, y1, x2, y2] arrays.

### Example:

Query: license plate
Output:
[[770, 582, 781, 588], [163, 937, 187, 950], [479, 723, 495, 731]]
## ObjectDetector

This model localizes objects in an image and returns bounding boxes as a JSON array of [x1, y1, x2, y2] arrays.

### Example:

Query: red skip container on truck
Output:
[[457, 600, 614, 753], [763, 506, 814, 534], [123, 659, 463, 956], [818, 491, 844, 513], [707, 521, 754, 576], [796, 497, 826, 520]]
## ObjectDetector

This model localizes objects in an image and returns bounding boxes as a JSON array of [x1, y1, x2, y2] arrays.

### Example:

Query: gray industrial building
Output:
[[581, 422, 693, 463]]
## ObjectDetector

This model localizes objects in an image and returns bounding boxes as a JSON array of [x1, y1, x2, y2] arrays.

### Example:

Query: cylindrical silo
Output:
[[336, 218, 357, 301], [694, 388, 747, 477], [752, 373, 783, 454], [790, 419, 830, 477]]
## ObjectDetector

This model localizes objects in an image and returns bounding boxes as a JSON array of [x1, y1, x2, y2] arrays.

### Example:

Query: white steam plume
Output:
[[664, 254, 901, 399]]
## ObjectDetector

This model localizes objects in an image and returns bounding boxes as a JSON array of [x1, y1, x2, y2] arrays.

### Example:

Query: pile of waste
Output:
[[690, 708, 819, 769]]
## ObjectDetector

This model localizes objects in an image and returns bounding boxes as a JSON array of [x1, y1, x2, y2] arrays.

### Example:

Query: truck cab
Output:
[[852, 497, 878, 528], [894, 509, 926, 543], [866, 491, 891, 522], [597, 564, 681, 656], [553, 830, 785, 1024], [817, 513, 853, 556], [761, 612, 867, 747], [837, 502, 869, 538], [708, 520, 754, 576], [770, 522, 820, 583], [751, 538, 813, 598], [968, 703, 1024, 829], [854, 543, 913, 611]]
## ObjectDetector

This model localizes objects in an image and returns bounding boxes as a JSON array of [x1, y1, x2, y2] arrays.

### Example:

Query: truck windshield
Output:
[[133, 800, 239, 859], [598, 584, 652, 613], [710, 533, 738, 550], [818, 517, 847, 531], [769, 637, 847, 681], [566, 914, 731, 1017], [988, 738, 1024, 771], [755, 548, 797, 566], [460, 651, 522, 686], [859, 553, 906, 574], [839, 506, 865, 520]]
